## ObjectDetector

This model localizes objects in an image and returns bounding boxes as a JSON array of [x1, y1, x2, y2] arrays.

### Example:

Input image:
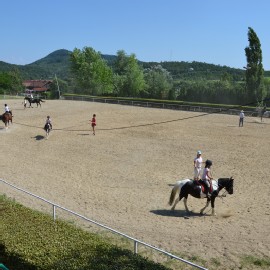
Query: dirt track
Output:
[[1, 99, 270, 269]]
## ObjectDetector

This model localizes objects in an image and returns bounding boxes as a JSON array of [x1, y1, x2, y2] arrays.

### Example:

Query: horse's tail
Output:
[[41, 99, 45, 102], [168, 181, 182, 206]]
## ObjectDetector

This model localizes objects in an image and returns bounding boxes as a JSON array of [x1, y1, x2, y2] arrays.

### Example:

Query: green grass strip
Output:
[[0, 195, 170, 270]]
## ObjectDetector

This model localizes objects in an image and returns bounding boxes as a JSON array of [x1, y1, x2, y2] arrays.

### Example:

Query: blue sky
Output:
[[1, 0, 270, 69]]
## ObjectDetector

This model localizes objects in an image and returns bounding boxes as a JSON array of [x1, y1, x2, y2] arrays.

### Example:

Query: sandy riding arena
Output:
[[1, 99, 270, 269]]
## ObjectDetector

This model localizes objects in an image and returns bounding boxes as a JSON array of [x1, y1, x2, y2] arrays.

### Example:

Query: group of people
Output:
[[4, 103, 97, 136], [239, 105, 267, 126], [193, 150, 213, 197], [42, 114, 96, 135]]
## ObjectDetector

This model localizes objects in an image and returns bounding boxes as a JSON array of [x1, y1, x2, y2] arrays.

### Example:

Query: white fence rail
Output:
[[1, 178, 208, 270], [63, 95, 256, 116]]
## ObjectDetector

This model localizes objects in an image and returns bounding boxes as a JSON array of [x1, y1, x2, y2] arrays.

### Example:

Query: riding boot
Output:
[[204, 183, 211, 198]]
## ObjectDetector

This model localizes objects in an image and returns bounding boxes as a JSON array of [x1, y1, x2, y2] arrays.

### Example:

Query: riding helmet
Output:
[[47, 116, 50, 118], [4, 104, 7, 106], [205, 159, 212, 167]]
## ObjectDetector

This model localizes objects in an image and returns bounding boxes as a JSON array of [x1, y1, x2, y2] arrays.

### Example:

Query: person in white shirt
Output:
[[4, 104, 9, 113], [44, 116, 52, 130], [193, 150, 203, 180], [4, 104, 12, 115], [239, 110, 245, 127]]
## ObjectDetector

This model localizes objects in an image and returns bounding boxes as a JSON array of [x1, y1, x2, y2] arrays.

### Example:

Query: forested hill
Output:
[[142, 61, 245, 81], [0, 48, 259, 81]]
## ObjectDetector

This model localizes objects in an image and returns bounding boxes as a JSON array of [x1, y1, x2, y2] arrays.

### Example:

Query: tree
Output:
[[0, 69, 23, 95], [245, 27, 265, 104], [9, 68, 24, 94], [70, 47, 113, 95], [113, 50, 145, 97], [0, 72, 12, 94], [144, 65, 173, 99]]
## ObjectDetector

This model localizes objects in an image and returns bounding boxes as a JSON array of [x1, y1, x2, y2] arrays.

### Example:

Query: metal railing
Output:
[[63, 95, 255, 116], [0, 178, 208, 270]]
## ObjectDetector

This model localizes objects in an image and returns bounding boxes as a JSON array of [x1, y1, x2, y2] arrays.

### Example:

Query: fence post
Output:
[[53, 205, 56, 221], [134, 241, 138, 254]]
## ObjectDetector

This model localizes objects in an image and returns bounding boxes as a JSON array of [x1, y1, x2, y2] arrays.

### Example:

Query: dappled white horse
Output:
[[168, 178, 234, 216], [263, 111, 270, 118]]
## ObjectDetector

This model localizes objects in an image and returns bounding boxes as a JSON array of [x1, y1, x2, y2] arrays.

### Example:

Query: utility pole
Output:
[[55, 74, 60, 99]]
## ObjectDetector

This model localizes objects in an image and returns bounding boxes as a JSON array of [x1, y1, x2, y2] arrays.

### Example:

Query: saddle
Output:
[[194, 180, 213, 194], [4, 111, 12, 117]]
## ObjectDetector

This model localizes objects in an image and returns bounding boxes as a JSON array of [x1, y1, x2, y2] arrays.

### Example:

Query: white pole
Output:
[[55, 74, 60, 99]]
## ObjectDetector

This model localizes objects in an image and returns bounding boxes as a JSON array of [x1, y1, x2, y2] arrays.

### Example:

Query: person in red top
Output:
[[90, 114, 96, 135]]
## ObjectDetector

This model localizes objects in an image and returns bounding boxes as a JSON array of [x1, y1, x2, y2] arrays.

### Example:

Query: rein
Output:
[[217, 178, 233, 197]]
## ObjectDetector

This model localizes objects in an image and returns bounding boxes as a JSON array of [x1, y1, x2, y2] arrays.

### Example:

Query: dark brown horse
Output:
[[0, 112, 12, 128], [25, 97, 45, 108]]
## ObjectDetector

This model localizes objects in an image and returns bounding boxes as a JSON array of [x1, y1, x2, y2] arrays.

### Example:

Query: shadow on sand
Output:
[[150, 209, 203, 219], [32, 135, 45, 141], [77, 133, 90, 136]]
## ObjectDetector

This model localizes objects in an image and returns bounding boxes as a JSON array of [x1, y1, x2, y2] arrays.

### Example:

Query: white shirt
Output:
[[239, 112, 244, 119], [202, 168, 211, 180], [46, 118, 52, 125], [4, 106, 9, 112], [194, 156, 203, 169]]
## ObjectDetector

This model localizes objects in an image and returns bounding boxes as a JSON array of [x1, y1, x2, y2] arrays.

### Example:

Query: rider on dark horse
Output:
[[201, 159, 213, 197], [4, 104, 12, 116], [44, 116, 52, 130]]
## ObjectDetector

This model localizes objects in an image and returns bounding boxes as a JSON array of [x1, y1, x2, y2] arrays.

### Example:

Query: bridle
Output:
[[218, 178, 234, 196]]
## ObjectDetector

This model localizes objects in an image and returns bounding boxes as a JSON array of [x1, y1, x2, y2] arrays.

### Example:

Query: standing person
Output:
[[90, 114, 96, 135], [261, 105, 267, 122], [239, 110, 245, 127], [201, 159, 213, 197], [193, 150, 203, 180]]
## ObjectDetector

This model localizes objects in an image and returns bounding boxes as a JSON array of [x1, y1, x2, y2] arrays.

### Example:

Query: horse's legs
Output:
[[183, 197, 190, 213], [171, 197, 190, 213], [211, 208, 216, 216], [200, 200, 210, 215], [171, 197, 179, 211], [210, 197, 216, 216]]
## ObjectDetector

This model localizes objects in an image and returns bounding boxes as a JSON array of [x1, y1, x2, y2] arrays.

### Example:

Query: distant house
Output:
[[23, 80, 53, 96]]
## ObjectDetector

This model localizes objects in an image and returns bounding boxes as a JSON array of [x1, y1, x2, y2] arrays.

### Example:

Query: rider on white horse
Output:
[[201, 159, 213, 197], [44, 116, 52, 130]]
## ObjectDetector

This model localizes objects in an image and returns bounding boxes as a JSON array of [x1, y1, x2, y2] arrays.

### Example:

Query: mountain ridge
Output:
[[1, 48, 264, 81]]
